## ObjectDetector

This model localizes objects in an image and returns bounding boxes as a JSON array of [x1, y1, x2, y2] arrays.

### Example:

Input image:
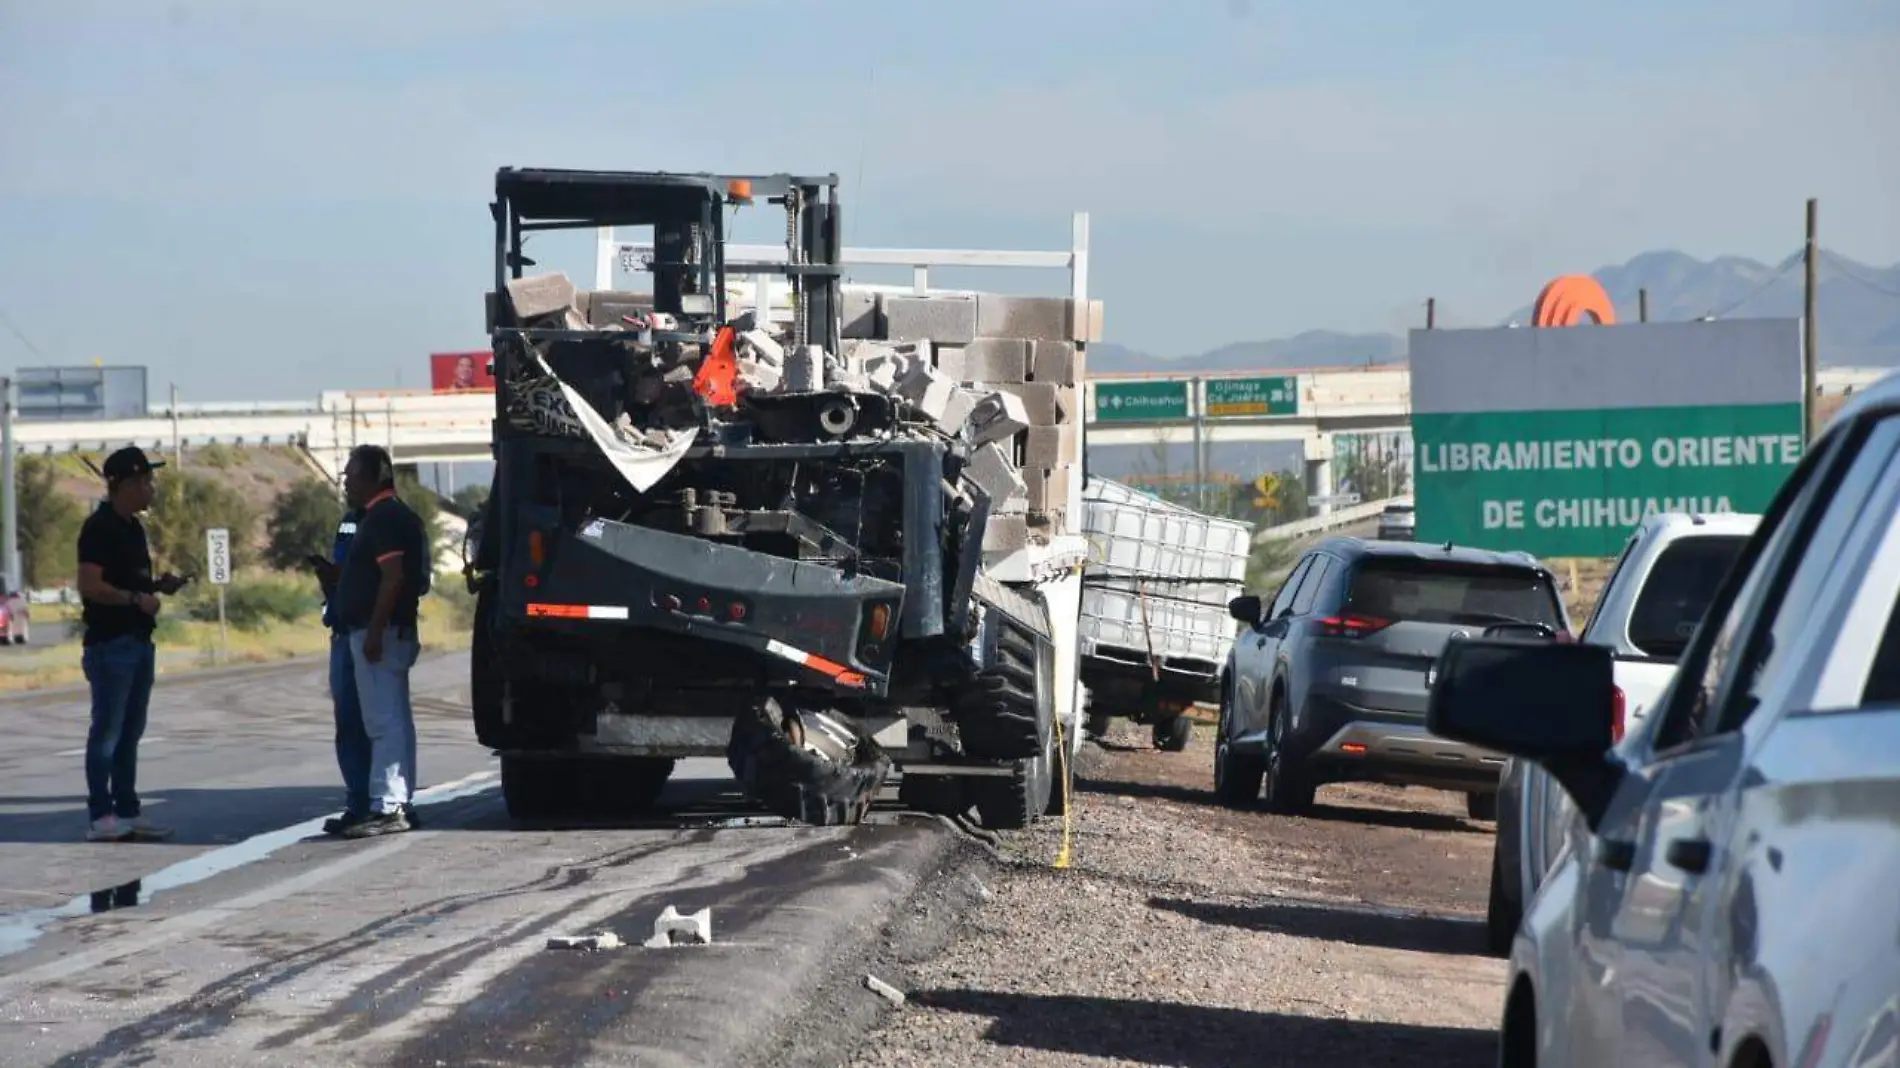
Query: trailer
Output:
[[1077, 478, 1251, 750], [465, 168, 1099, 829]]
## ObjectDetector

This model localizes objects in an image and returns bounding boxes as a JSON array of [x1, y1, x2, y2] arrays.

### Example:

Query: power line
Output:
[[0, 304, 46, 361], [1822, 251, 1900, 300], [1704, 257, 1803, 320]]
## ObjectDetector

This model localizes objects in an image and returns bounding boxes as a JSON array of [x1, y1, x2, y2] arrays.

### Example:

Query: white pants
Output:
[[348, 625, 420, 815]]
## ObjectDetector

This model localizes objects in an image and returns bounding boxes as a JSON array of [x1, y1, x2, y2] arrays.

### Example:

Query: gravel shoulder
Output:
[[818, 717, 1509, 1068]]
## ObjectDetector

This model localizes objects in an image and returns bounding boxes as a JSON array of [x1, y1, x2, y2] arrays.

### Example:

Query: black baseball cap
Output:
[[102, 446, 165, 481]]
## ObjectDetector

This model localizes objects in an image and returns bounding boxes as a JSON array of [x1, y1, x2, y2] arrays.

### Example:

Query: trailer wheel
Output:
[[1153, 714, 1192, 752], [591, 757, 677, 816], [470, 582, 508, 749], [727, 698, 890, 826]]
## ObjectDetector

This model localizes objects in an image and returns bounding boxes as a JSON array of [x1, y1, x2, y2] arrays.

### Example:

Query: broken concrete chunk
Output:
[[940, 388, 982, 439], [784, 345, 825, 392], [645, 905, 713, 947], [894, 363, 963, 429], [741, 328, 786, 367], [999, 383, 1060, 426], [964, 442, 1027, 503], [506, 272, 578, 321], [547, 931, 623, 951], [737, 355, 783, 394], [982, 514, 1031, 553]]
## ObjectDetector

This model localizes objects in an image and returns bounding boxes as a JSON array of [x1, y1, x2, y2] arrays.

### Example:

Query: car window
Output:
[[1625, 535, 1752, 661], [1340, 559, 1563, 629], [1863, 585, 1900, 706], [1291, 556, 1331, 615], [1658, 420, 1897, 748], [1267, 557, 1311, 621]]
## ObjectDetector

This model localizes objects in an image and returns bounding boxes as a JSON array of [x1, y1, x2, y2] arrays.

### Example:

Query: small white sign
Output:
[[1308, 493, 1363, 506], [206, 528, 231, 586]]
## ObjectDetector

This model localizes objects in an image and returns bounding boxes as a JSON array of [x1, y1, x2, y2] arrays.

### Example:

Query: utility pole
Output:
[[1425, 298, 1436, 329], [169, 383, 182, 467], [1639, 289, 1649, 323], [1, 376, 16, 595], [1804, 198, 1819, 442]]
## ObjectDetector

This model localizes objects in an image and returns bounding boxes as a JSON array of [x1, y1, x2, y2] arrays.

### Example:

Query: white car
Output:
[[1376, 499, 1415, 541], [1487, 511, 1760, 951], [1430, 369, 1900, 1067]]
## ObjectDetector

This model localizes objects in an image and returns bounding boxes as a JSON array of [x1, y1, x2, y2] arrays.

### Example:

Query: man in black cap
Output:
[[76, 446, 188, 842]]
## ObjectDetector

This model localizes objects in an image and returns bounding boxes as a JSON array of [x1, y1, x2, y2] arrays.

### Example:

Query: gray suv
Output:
[[1216, 538, 1569, 817]]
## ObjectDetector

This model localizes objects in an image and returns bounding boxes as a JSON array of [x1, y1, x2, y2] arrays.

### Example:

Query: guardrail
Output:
[[1252, 497, 1399, 544]]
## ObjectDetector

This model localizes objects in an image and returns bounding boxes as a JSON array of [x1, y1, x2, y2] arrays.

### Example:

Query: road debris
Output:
[[864, 974, 906, 1006], [645, 905, 713, 947], [544, 931, 623, 951]]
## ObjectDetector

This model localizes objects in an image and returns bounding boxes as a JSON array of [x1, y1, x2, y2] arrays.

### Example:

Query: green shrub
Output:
[[182, 574, 319, 632], [266, 478, 345, 571]]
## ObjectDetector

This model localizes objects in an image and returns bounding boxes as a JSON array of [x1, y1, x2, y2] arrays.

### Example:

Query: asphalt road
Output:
[[0, 651, 962, 1067]]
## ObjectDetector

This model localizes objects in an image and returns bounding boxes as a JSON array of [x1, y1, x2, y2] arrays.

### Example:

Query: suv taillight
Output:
[[1611, 685, 1626, 743], [1317, 614, 1392, 638]]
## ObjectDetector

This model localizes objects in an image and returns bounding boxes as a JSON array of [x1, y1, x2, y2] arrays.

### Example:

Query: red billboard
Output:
[[431, 351, 495, 393]]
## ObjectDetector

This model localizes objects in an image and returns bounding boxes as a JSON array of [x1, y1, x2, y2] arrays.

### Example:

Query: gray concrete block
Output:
[[999, 383, 1060, 426], [506, 272, 577, 320], [976, 294, 1071, 341], [982, 514, 1031, 553], [784, 345, 825, 392], [964, 442, 1026, 503], [933, 345, 968, 382], [895, 363, 961, 430], [1024, 426, 1078, 469], [962, 338, 1029, 384], [1028, 463, 1074, 515], [842, 288, 882, 339], [1029, 340, 1078, 385], [941, 388, 981, 437], [589, 291, 656, 327], [882, 294, 978, 344], [967, 390, 1031, 446], [1056, 385, 1080, 422]]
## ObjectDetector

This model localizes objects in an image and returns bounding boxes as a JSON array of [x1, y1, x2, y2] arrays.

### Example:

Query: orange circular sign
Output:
[[1531, 275, 1617, 326]]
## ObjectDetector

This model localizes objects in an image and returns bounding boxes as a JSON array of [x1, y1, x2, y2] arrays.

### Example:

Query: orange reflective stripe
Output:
[[375, 550, 404, 563], [526, 603, 587, 619]]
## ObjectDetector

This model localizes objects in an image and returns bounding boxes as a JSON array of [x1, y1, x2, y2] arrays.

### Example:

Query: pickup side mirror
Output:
[[1228, 595, 1263, 625], [1427, 638, 1625, 830]]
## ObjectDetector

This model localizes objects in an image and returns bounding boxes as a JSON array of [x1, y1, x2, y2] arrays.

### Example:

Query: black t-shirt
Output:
[[332, 493, 429, 631], [77, 502, 157, 646]]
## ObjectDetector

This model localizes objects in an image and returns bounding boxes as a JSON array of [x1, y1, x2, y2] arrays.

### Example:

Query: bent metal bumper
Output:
[[506, 519, 907, 696]]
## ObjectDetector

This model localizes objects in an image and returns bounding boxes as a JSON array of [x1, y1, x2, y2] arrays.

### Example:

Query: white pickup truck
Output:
[[1484, 510, 1760, 953]]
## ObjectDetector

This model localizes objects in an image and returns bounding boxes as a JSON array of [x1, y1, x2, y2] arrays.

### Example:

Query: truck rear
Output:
[[465, 168, 1096, 829]]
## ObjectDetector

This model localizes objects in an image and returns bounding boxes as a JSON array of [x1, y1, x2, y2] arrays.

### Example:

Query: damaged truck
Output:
[[464, 168, 1098, 829]]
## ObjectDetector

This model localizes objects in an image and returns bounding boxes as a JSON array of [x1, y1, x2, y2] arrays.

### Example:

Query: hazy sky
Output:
[[1, 0, 1895, 401]]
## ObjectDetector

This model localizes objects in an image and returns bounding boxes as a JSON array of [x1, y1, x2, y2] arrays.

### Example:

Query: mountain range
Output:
[[1090, 249, 1900, 374]]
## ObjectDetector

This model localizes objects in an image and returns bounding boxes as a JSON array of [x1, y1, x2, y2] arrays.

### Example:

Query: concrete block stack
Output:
[[839, 287, 1100, 548]]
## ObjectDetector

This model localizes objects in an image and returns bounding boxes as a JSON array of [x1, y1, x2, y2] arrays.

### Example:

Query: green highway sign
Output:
[[1408, 320, 1804, 557], [1206, 376, 1299, 417], [1093, 380, 1189, 423]]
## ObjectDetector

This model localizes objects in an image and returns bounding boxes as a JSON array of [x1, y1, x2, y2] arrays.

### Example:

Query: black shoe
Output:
[[340, 810, 410, 839], [404, 804, 422, 829], [323, 811, 370, 836]]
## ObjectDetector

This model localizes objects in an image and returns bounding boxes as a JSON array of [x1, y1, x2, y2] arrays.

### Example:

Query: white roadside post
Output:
[[205, 527, 231, 662]]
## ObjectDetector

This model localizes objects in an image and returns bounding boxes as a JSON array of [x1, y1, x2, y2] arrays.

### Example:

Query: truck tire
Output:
[[971, 745, 1053, 830], [957, 577, 1052, 762], [727, 698, 890, 826], [592, 757, 676, 816], [1153, 715, 1192, 752], [501, 755, 579, 821]]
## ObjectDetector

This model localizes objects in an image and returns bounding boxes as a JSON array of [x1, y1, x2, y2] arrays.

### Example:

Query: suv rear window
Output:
[[1342, 559, 1563, 629], [1626, 535, 1750, 661]]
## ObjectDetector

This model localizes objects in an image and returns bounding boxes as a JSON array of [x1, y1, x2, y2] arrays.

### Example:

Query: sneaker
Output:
[[87, 816, 133, 842], [124, 817, 174, 842], [340, 809, 411, 839], [323, 811, 371, 836]]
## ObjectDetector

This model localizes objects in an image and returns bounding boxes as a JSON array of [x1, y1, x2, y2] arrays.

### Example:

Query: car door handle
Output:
[[1255, 637, 1266, 649], [1595, 838, 1636, 871], [1665, 837, 1713, 874]]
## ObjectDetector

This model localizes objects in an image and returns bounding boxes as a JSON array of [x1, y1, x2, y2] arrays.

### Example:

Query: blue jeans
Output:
[[83, 635, 156, 821], [330, 632, 372, 817], [348, 625, 420, 815]]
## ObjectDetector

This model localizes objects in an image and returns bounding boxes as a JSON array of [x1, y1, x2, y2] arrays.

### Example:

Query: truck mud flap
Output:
[[726, 698, 891, 826]]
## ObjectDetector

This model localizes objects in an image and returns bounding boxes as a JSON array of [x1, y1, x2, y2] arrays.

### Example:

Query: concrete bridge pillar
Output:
[[1305, 434, 1336, 518]]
